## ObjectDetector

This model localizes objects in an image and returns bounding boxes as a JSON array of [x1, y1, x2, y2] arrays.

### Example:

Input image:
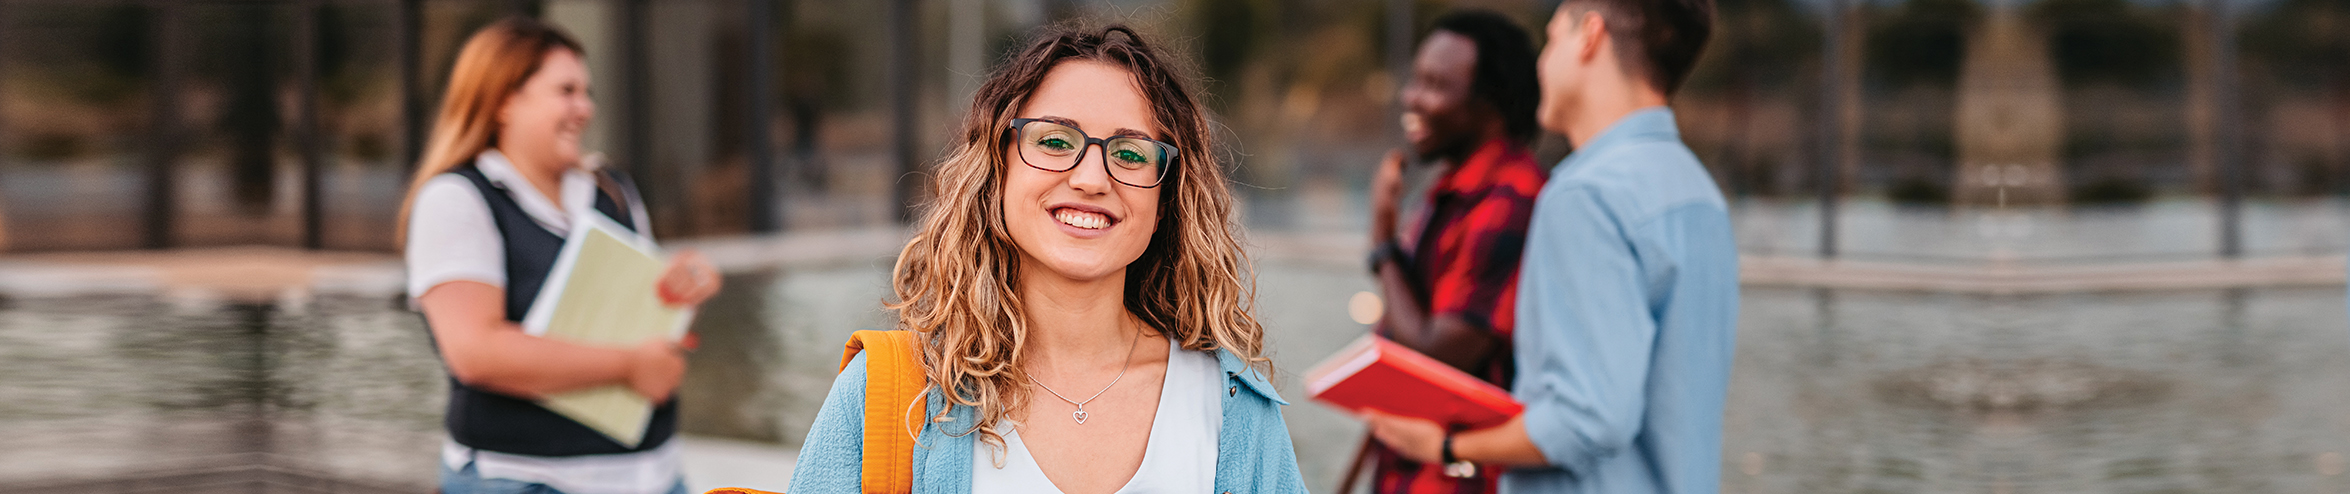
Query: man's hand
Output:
[[1362, 409, 1447, 464], [1371, 149, 1407, 243]]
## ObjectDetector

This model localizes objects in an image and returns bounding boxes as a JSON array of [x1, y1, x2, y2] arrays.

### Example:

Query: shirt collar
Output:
[[475, 149, 594, 234], [1432, 137, 1532, 197], [1558, 106, 1680, 173]]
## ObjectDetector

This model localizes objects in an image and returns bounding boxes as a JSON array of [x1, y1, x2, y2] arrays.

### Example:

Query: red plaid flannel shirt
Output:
[[1372, 138, 1547, 494]]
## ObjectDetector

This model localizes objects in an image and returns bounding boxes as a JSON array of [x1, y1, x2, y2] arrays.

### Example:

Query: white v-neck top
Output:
[[972, 339, 1223, 493]]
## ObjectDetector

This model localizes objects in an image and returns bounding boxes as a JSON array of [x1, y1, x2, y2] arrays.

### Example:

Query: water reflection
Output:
[[1725, 287, 2350, 493], [0, 294, 443, 490]]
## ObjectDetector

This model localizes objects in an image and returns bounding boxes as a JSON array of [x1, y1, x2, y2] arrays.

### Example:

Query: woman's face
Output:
[[1001, 61, 1166, 285], [499, 48, 595, 170]]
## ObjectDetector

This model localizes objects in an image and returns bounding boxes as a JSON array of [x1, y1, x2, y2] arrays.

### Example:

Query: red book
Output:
[[1304, 334, 1523, 429]]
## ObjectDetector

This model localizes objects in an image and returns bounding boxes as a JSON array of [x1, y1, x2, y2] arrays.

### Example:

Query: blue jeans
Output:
[[440, 460, 690, 494]]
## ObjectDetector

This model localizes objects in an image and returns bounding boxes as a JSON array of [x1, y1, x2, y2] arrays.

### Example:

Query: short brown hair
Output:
[[1563, 0, 1715, 96]]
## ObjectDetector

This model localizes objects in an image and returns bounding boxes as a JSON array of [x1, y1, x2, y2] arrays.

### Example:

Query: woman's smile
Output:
[[1049, 203, 1118, 237]]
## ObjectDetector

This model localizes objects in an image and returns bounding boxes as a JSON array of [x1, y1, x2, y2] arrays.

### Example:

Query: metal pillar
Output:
[[143, 0, 182, 249], [1386, 0, 1411, 96], [398, 0, 423, 171], [1816, 0, 1849, 259], [621, 0, 654, 224], [296, 0, 324, 249], [2208, 0, 2244, 258], [746, 0, 779, 232], [887, 0, 917, 223], [1386, 0, 1412, 157]]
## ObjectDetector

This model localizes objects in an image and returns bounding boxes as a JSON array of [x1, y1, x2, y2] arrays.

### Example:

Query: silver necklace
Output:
[[1026, 328, 1140, 425]]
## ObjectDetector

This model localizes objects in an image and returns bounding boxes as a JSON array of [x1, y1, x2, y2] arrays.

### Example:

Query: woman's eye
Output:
[[1038, 137, 1074, 150], [1112, 149, 1150, 165]]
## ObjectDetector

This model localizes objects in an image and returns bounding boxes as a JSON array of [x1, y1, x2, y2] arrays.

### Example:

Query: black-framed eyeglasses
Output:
[[1005, 118, 1177, 188]]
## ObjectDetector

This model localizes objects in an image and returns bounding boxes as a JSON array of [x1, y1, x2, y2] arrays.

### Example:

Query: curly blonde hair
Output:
[[885, 24, 1265, 451]]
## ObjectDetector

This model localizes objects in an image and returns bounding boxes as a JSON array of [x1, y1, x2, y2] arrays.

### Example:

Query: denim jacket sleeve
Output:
[[1211, 349, 1309, 494], [785, 352, 871, 494]]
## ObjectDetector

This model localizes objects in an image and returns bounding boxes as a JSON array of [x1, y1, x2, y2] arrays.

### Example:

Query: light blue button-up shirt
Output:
[[1505, 108, 1738, 494]]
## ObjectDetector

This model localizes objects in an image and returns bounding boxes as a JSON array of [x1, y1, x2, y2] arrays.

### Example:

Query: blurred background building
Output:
[[0, 0, 2338, 262]]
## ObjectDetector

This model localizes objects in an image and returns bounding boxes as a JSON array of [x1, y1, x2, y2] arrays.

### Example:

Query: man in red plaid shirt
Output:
[[1357, 9, 1548, 494]]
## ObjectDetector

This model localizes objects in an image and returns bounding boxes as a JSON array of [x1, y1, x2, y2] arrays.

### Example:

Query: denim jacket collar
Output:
[[1215, 348, 1287, 405]]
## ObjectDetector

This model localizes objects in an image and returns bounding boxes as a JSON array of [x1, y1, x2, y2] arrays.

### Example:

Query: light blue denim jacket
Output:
[[786, 348, 1308, 494]]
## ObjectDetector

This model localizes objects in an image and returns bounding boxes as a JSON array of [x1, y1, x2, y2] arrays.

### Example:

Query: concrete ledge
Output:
[[0, 247, 402, 302], [1, 234, 2340, 298], [1742, 255, 2349, 293]]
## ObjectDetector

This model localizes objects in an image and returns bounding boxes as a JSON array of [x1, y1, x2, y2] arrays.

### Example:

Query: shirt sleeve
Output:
[[1512, 185, 1660, 475], [405, 176, 507, 302]]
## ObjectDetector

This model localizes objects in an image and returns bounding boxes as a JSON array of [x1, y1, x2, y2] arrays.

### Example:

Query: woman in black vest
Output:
[[399, 17, 720, 494]]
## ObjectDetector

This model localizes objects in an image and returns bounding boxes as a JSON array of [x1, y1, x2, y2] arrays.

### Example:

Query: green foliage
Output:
[[2071, 175, 2153, 205], [1685, 0, 1822, 94], [1866, 0, 1981, 88], [2029, 0, 2182, 89], [2241, 0, 2350, 89], [1886, 175, 1951, 205]]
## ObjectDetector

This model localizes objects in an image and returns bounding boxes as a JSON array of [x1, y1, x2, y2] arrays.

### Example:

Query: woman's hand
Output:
[[625, 339, 688, 403], [656, 249, 722, 307]]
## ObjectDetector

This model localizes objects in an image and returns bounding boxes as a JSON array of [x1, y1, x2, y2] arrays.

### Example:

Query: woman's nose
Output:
[[1065, 143, 1115, 193]]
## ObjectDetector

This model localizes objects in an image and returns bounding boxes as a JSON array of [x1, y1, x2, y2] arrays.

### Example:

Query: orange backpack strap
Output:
[[840, 330, 925, 494]]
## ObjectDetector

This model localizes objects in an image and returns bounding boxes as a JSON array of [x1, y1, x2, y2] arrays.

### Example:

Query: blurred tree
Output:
[[1685, 0, 1820, 198], [2242, 0, 2350, 196], [1865, 0, 1978, 88], [1861, 0, 1981, 206], [2029, 0, 2180, 90], [1188, 0, 1273, 114], [215, 5, 282, 213]]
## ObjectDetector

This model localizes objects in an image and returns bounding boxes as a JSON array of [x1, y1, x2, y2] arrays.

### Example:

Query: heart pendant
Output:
[[1072, 409, 1089, 424]]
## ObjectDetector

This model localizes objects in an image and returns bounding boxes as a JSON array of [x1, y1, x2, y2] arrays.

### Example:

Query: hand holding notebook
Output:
[[1305, 334, 1523, 429], [519, 210, 699, 448]]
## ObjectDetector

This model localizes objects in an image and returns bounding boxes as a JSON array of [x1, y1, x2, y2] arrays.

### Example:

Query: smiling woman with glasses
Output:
[[776, 23, 1307, 494]]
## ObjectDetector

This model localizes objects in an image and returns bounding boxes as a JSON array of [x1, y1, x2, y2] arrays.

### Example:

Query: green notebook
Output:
[[519, 210, 695, 448]]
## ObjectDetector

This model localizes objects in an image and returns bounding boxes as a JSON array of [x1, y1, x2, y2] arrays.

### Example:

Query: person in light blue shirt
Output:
[[1361, 1, 1735, 493]]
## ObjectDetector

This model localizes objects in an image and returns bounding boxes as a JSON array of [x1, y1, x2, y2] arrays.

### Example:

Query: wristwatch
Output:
[[1440, 433, 1478, 478], [1367, 241, 1407, 274]]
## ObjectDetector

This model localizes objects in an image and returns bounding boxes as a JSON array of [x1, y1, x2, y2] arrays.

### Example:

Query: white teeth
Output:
[[1054, 209, 1109, 230]]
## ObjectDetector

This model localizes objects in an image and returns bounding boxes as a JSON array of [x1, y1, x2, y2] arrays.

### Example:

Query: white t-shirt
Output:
[[405, 149, 676, 494], [971, 339, 1223, 493]]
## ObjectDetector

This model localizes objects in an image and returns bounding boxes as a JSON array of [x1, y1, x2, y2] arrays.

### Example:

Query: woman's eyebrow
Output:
[[1031, 115, 1080, 127], [1030, 116, 1157, 140]]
